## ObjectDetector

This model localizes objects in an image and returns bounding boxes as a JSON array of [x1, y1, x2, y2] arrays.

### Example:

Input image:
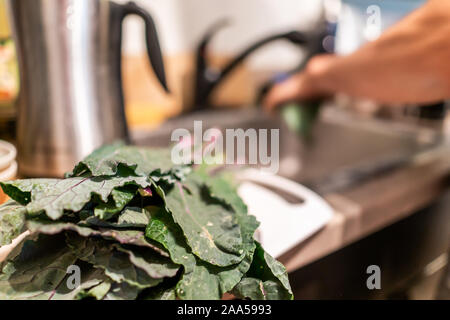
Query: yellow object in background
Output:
[[0, 0, 10, 39], [0, 0, 19, 111]]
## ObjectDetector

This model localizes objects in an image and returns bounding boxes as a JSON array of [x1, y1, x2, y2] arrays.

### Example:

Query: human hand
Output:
[[263, 54, 336, 111], [264, 0, 450, 111]]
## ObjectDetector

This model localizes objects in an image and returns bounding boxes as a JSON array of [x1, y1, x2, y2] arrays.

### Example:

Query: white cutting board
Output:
[[237, 169, 334, 258]]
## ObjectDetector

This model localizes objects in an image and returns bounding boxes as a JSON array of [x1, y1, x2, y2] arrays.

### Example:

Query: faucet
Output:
[[193, 20, 315, 109]]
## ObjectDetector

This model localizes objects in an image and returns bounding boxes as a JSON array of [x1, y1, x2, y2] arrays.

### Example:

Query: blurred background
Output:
[[0, 0, 449, 300], [117, 0, 325, 127]]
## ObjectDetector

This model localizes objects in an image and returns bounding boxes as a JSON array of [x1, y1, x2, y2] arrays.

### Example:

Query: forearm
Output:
[[312, 0, 450, 104], [264, 0, 450, 110]]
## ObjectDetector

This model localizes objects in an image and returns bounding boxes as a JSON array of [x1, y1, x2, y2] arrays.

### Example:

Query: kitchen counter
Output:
[[279, 145, 450, 272], [2, 107, 449, 276], [132, 106, 450, 274]]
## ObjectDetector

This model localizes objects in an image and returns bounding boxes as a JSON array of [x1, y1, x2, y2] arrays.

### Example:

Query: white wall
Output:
[[117, 0, 323, 70]]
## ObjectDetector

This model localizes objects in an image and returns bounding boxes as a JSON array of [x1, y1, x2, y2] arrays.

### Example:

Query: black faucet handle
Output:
[[284, 31, 310, 45]]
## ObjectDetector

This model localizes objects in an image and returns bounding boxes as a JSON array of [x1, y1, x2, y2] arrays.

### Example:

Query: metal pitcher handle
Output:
[[114, 1, 169, 92]]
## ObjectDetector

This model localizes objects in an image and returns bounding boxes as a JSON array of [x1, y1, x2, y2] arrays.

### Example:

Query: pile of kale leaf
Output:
[[0, 144, 292, 300]]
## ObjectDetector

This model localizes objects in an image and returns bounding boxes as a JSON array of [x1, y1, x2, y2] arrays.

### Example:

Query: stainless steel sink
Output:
[[131, 106, 441, 194], [131, 107, 448, 299]]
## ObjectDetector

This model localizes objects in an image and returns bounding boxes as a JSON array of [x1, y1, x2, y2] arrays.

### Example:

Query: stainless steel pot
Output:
[[7, 0, 168, 177]]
